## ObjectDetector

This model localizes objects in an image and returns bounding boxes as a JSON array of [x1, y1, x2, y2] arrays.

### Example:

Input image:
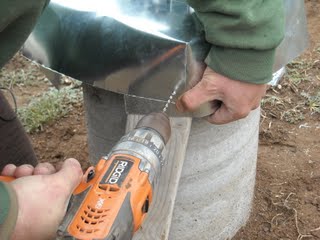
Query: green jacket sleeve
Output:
[[186, 0, 285, 84], [0, 0, 49, 69], [0, 182, 18, 240]]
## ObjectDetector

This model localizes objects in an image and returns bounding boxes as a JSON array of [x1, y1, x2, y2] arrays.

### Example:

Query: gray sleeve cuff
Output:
[[0, 182, 18, 240], [205, 45, 276, 84]]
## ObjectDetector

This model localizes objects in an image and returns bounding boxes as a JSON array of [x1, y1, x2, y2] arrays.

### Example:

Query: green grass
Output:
[[280, 108, 305, 124], [261, 53, 320, 124], [18, 86, 83, 133], [301, 91, 320, 113], [261, 94, 285, 107], [285, 60, 312, 86]]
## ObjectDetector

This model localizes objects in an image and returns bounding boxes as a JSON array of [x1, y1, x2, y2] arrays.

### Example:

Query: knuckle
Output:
[[201, 78, 216, 93], [181, 94, 195, 110], [40, 162, 52, 168], [201, 78, 211, 89]]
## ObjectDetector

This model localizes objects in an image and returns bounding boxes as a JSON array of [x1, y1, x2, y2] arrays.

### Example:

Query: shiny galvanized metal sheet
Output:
[[274, 0, 309, 70], [22, 0, 308, 117]]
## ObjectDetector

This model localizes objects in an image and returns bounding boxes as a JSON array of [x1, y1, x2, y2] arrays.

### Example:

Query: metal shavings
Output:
[[162, 90, 177, 113]]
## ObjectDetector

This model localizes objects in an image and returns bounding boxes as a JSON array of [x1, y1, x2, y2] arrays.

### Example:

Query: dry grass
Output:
[[18, 86, 83, 133]]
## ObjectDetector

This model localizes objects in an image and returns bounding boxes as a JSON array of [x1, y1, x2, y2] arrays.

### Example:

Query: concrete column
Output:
[[169, 108, 260, 240]]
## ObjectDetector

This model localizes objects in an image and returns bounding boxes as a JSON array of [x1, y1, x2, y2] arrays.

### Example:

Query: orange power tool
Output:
[[0, 176, 15, 182], [57, 112, 171, 240], [0, 112, 171, 240]]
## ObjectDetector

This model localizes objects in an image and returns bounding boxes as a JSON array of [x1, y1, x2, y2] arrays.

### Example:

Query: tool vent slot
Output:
[[98, 185, 108, 191], [76, 225, 99, 234], [74, 205, 110, 235], [98, 185, 120, 193], [87, 205, 109, 215]]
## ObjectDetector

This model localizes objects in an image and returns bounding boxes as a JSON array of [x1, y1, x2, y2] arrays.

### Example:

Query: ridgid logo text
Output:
[[108, 161, 129, 184]]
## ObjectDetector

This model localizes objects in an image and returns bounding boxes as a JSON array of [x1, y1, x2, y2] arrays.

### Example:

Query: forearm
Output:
[[0, 182, 18, 240], [187, 0, 285, 84]]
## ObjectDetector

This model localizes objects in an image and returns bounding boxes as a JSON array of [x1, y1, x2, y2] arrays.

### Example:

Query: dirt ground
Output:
[[1, 1, 319, 239], [234, 1, 320, 239]]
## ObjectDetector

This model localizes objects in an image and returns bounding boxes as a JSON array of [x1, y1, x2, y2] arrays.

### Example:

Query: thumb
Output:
[[206, 104, 234, 125], [53, 158, 83, 193], [176, 81, 214, 112]]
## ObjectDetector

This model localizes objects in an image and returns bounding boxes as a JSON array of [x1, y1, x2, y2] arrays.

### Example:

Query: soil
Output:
[[234, 1, 320, 239], [1, 1, 319, 239]]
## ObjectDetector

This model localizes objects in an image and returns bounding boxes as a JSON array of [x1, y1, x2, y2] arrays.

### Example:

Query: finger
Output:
[[14, 164, 35, 178], [33, 162, 56, 175], [206, 104, 231, 125], [206, 104, 250, 125], [176, 81, 214, 112], [1, 164, 17, 176], [53, 158, 83, 194]]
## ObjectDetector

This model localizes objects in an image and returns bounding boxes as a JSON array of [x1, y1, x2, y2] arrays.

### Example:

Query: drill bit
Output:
[[162, 78, 184, 113], [162, 90, 177, 113]]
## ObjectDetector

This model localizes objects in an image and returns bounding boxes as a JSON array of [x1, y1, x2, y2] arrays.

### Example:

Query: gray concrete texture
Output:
[[169, 108, 260, 240]]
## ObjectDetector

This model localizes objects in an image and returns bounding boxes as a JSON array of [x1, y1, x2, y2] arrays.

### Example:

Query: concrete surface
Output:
[[169, 108, 260, 240]]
